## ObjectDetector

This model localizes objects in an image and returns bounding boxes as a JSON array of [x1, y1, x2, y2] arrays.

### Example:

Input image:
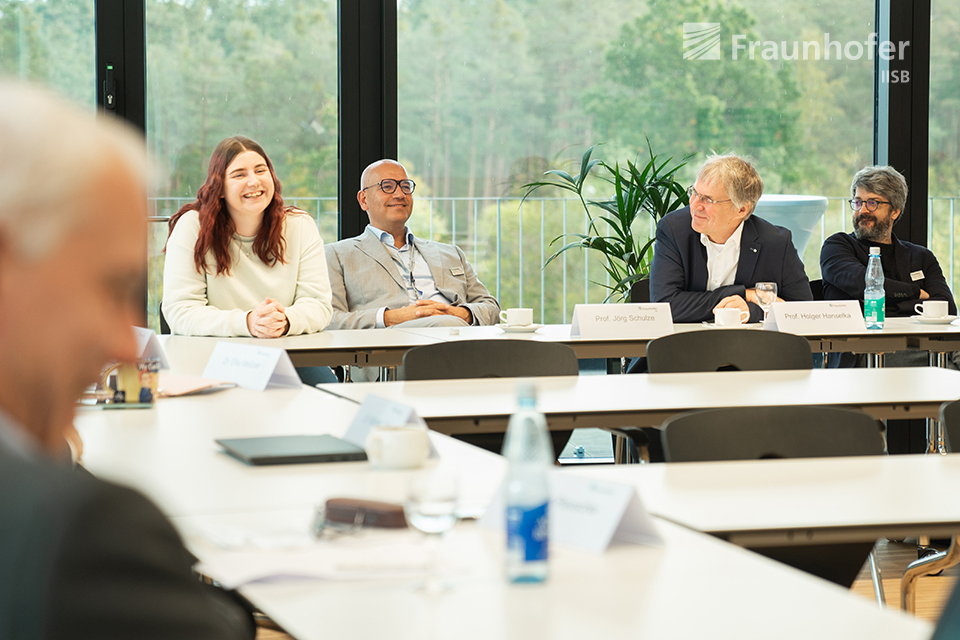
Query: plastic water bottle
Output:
[[864, 246, 885, 330], [502, 382, 553, 583]]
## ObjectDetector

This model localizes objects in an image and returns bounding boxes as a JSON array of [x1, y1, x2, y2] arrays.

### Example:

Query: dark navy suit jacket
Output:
[[650, 207, 813, 323], [820, 232, 956, 317]]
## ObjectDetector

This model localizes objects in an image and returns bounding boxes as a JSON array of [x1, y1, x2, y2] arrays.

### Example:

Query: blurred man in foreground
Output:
[[0, 82, 253, 639]]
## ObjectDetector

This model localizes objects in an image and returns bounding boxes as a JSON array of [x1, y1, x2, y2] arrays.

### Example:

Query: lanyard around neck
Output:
[[405, 235, 420, 302]]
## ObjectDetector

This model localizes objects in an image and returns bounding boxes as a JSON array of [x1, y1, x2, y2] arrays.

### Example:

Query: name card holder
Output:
[[342, 395, 437, 457], [479, 470, 662, 553], [134, 326, 170, 369], [202, 342, 301, 391], [764, 300, 865, 334], [570, 303, 674, 339]]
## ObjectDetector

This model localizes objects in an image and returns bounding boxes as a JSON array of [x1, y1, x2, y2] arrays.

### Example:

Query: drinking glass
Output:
[[404, 469, 459, 593], [755, 282, 778, 321]]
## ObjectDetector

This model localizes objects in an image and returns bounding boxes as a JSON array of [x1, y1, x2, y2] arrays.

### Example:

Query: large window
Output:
[[398, 0, 875, 323], [0, 0, 95, 105], [145, 0, 339, 331], [928, 0, 960, 294]]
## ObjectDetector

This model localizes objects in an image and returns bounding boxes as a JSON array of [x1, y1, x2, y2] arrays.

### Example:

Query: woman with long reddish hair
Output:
[[162, 136, 332, 338]]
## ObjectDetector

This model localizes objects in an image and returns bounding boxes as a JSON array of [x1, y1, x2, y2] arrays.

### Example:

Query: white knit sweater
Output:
[[162, 210, 333, 336]]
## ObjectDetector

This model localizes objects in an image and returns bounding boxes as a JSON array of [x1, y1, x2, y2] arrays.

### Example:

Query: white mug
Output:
[[365, 426, 430, 470], [714, 307, 749, 326], [500, 308, 533, 326], [915, 300, 949, 318]]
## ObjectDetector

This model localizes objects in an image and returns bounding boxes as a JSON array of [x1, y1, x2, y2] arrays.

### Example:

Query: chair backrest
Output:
[[662, 406, 885, 462], [630, 279, 651, 303], [646, 329, 812, 373], [159, 304, 170, 335], [940, 400, 960, 453], [401, 339, 579, 381], [809, 278, 824, 301]]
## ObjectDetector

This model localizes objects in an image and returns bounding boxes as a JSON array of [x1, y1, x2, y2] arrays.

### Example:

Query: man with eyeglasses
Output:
[[821, 165, 956, 345], [325, 159, 500, 334], [650, 154, 812, 323]]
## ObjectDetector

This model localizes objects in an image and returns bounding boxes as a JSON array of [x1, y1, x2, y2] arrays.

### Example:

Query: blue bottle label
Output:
[[506, 502, 548, 562]]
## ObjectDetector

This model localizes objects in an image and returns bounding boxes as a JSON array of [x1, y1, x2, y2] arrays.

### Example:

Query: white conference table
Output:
[[76, 384, 505, 519], [394, 316, 960, 358], [74, 382, 935, 637], [568, 455, 960, 547], [158, 330, 443, 372], [316, 367, 960, 435], [220, 516, 932, 640], [159, 316, 960, 372]]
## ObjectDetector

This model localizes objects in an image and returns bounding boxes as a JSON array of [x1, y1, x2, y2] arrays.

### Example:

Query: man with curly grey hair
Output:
[[820, 165, 955, 317], [650, 153, 812, 323]]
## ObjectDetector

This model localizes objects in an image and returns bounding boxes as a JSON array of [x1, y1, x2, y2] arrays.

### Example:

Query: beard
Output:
[[853, 213, 893, 242]]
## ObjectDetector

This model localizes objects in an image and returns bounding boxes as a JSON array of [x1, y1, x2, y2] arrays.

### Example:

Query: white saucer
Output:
[[912, 315, 958, 325], [498, 323, 544, 333], [701, 322, 762, 329]]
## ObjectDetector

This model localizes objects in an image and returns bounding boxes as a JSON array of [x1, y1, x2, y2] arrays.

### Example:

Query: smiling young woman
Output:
[[162, 136, 333, 339]]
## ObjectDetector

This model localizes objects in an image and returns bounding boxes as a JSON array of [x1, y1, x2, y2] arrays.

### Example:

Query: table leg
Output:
[[901, 535, 960, 614], [868, 549, 886, 608], [928, 350, 950, 455], [866, 352, 885, 368], [614, 435, 630, 464], [379, 366, 397, 382]]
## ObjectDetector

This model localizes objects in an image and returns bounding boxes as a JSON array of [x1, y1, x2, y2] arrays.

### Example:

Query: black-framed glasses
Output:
[[361, 179, 416, 195], [848, 198, 891, 212], [687, 186, 731, 206]]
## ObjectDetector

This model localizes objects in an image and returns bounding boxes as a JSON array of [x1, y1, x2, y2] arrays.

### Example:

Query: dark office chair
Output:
[[661, 405, 885, 591], [402, 339, 578, 381], [630, 278, 650, 304], [809, 278, 824, 301], [159, 304, 170, 335], [402, 340, 579, 455], [646, 329, 813, 373], [940, 400, 960, 453]]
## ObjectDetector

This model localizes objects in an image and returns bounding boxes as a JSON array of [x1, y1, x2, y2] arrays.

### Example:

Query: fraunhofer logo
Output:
[[683, 23, 722, 60]]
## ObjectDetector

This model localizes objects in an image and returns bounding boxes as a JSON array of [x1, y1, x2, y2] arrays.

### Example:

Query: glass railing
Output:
[[146, 195, 960, 332]]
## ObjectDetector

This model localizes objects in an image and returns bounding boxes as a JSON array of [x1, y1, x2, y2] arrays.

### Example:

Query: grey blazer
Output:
[[325, 230, 500, 329]]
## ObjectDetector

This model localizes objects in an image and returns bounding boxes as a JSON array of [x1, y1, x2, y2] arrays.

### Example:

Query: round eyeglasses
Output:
[[361, 179, 416, 195], [848, 198, 891, 212]]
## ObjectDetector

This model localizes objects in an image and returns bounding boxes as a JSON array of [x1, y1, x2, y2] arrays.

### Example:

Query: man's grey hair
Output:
[[851, 165, 908, 213], [696, 154, 764, 216], [0, 81, 150, 260], [359, 159, 406, 191]]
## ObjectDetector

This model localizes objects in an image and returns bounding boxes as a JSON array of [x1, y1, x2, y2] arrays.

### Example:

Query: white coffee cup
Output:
[[365, 426, 430, 470], [915, 300, 949, 318], [500, 308, 533, 326], [714, 307, 749, 326]]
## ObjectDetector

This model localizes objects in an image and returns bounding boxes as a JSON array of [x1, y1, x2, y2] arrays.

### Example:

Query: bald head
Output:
[[360, 159, 407, 191]]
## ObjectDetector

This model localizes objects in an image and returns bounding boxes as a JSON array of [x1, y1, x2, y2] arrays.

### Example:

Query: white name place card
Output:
[[134, 326, 170, 370], [478, 470, 662, 553], [342, 395, 438, 458], [570, 303, 674, 339], [202, 342, 301, 391], [764, 300, 864, 334]]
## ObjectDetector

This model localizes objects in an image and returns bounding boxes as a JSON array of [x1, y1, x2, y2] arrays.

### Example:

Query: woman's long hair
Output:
[[166, 136, 288, 276]]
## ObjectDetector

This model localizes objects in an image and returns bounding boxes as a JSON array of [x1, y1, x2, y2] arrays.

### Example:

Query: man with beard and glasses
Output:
[[820, 165, 957, 369]]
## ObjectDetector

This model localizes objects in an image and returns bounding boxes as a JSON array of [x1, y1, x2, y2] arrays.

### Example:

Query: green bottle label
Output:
[[865, 297, 885, 323]]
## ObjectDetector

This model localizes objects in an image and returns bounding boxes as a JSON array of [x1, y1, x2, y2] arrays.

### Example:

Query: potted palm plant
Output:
[[521, 138, 693, 302]]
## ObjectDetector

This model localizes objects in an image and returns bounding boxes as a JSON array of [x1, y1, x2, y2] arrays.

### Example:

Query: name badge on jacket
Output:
[[450, 267, 465, 276], [911, 270, 924, 281]]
